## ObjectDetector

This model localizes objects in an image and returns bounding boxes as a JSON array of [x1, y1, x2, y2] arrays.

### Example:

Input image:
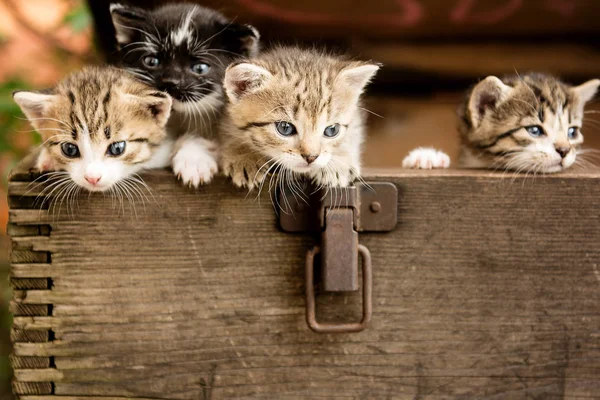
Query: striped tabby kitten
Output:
[[13, 67, 172, 192], [220, 47, 379, 190], [403, 74, 599, 173], [110, 3, 259, 187]]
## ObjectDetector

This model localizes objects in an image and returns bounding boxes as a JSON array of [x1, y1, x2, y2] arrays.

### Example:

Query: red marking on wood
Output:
[[235, 0, 424, 28], [450, 0, 523, 25]]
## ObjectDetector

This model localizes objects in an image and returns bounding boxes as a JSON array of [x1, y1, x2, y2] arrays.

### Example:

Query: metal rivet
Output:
[[370, 201, 381, 213]]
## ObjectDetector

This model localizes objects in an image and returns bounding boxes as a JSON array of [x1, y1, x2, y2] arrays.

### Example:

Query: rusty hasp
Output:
[[279, 182, 398, 333]]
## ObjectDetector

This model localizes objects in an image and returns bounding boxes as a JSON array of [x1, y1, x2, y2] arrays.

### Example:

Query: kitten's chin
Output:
[[171, 92, 223, 113], [540, 159, 574, 174], [78, 181, 114, 192]]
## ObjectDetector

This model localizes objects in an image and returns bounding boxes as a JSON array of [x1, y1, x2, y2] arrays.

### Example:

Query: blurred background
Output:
[[0, 0, 599, 397]]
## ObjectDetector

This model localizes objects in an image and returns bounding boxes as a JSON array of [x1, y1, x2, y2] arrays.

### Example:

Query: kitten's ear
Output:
[[572, 79, 600, 105], [224, 63, 272, 102], [222, 24, 260, 57], [110, 3, 148, 47], [144, 92, 173, 127], [468, 76, 512, 128], [124, 91, 173, 127], [336, 63, 380, 94], [13, 90, 58, 130]]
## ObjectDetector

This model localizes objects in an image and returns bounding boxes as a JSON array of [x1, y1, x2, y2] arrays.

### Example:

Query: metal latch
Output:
[[279, 182, 398, 333]]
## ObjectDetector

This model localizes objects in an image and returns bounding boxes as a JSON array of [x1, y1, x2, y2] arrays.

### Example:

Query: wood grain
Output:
[[8, 164, 600, 399]]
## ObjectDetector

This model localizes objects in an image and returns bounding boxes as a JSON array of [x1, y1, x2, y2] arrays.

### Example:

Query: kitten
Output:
[[403, 74, 599, 173], [110, 2, 260, 187], [13, 66, 172, 192], [220, 47, 379, 191]]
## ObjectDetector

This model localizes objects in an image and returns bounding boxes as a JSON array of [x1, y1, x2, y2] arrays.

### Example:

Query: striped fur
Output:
[[220, 47, 379, 190], [458, 73, 599, 173], [13, 66, 172, 192]]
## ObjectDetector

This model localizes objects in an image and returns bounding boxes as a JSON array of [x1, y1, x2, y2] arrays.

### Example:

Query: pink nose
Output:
[[85, 175, 102, 185]]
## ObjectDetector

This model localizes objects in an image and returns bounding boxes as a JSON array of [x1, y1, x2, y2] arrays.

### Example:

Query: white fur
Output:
[[171, 6, 197, 46], [172, 136, 219, 188], [402, 147, 450, 169], [67, 136, 126, 192]]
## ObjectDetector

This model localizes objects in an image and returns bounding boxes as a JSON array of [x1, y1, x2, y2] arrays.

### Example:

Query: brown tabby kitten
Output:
[[220, 47, 379, 190], [13, 66, 172, 192], [404, 74, 599, 173], [458, 73, 599, 173]]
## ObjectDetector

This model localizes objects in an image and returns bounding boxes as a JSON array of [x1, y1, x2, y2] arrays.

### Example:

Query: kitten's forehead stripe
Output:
[[171, 6, 197, 46]]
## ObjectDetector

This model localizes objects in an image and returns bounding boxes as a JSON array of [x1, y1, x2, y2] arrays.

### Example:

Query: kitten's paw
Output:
[[312, 168, 353, 188], [222, 160, 267, 190], [36, 149, 55, 172], [402, 147, 450, 169], [172, 140, 218, 188]]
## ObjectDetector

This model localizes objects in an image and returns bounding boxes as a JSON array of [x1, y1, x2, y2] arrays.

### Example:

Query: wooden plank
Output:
[[10, 265, 54, 279], [9, 356, 50, 369], [11, 382, 53, 395], [8, 170, 600, 398], [8, 210, 52, 225], [11, 237, 52, 252]]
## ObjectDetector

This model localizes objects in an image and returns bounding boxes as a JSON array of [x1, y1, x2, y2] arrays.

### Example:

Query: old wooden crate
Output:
[[7, 152, 600, 398]]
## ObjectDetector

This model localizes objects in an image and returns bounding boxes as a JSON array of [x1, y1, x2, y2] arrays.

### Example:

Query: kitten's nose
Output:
[[85, 175, 102, 185], [555, 147, 570, 158], [303, 154, 319, 164]]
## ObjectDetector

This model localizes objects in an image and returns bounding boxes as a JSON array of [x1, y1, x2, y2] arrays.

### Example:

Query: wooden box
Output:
[[7, 153, 600, 398]]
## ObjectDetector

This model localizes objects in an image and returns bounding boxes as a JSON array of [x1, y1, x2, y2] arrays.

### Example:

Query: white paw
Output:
[[172, 139, 218, 188], [402, 147, 450, 169]]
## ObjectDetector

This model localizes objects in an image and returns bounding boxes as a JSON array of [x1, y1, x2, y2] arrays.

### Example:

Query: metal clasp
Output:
[[306, 244, 372, 333], [279, 182, 397, 333]]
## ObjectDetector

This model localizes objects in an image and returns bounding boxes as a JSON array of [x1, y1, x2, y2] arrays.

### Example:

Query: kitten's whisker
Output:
[[130, 174, 156, 203], [192, 21, 236, 54], [20, 117, 73, 129], [358, 107, 384, 119]]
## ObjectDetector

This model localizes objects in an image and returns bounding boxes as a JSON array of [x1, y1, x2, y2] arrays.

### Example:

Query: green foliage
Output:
[[0, 78, 29, 151], [63, 3, 92, 33]]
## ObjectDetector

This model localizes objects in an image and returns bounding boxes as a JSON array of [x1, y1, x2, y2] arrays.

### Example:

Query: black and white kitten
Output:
[[110, 3, 260, 187]]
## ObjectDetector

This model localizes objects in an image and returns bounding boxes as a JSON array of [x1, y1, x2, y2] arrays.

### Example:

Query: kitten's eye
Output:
[[191, 63, 210, 74], [324, 124, 341, 138], [526, 125, 545, 137], [143, 56, 160, 68], [567, 127, 579, 139], [275, 121, 297, 137], [107, 141, 126, 157], [61, 143, 80, 158]]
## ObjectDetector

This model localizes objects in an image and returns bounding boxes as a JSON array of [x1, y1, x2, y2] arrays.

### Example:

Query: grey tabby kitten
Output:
[[404, 73, 599, 173], [110, 2, 259, 187], [220, 47, 379, 190]]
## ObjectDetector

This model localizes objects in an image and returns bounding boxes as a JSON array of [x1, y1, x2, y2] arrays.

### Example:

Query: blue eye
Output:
[[191, 63, 210, 74], [324, 124, 341, 138], [61, 143, 80, 158], [143, 56, 160, 68], [275, 121, 297, 137], [107, 141, 126, 156], [567, 127, 579, 139], [526, 125, 545, 137]]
